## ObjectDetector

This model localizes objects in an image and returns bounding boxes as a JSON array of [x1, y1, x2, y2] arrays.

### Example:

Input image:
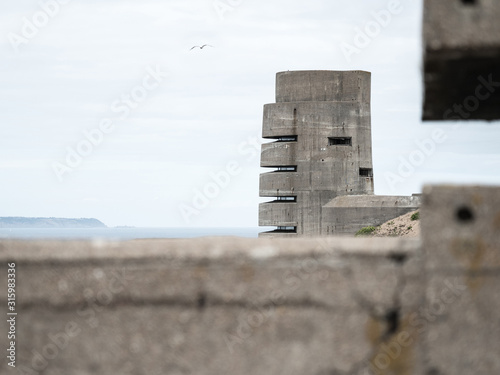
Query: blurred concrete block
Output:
[[0, 237, 421, 375], [421, 185, 500, 271], [423, 0, 500, 121], [422, 185, 500, 374]]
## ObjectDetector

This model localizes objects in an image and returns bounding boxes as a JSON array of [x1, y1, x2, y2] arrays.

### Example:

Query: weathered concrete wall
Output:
[[259, 71, 374, 236], [322, 195, 421, 235], [0, 237, 420, 375], [275, 70, 372, 104], [422, 0, 500, 121], [0, 185, 499, 375], [421, 185, 500, 374]]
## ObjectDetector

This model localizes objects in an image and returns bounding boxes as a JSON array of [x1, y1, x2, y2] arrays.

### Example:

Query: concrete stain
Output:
[[239, 264, 256, 282], [472, 194, 483, 206], [194, 266, 208, 280], [450, 236, 487, 293], [493, 211, 500, 230], [366, 315, 417, 375]]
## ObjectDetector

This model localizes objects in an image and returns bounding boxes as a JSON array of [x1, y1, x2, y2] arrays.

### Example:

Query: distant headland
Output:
[[0, 217, 107, 228]]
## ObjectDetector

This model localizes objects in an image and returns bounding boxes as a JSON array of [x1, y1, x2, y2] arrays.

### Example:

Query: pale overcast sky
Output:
[[1, 0, 499, 227]]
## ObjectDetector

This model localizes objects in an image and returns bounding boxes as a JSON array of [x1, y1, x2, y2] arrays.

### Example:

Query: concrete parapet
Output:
[[262, 101, 371, 140], [275, 70, 371, 103], [259, 171, 297, 196], [259, 201, 298, 227], [0, 237, 419, 375], [260, 141, 297, 167]]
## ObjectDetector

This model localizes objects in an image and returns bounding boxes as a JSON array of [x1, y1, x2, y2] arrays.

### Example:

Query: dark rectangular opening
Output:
[[274, 166, 297, 172], [328, 137, 352, 146], [276, 226, 297, 233], [275, 135, 297, 142], [359, 168, 373, 177], [275, 196, 296, 202], [461, 0, 476, 5]]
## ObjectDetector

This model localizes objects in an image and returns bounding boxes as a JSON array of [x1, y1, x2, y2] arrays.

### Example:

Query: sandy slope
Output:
[[370, 210, 420, 238]]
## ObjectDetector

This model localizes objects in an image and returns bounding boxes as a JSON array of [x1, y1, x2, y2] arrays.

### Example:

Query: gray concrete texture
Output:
[[258, 70, 420, 237], [1, 185, 499, 374], [0, 237, 420, 375], [421, 185, 500, 375], [259, 71, 374, 235], [275, 70, 372, 104], [422, 0, 500, 121]]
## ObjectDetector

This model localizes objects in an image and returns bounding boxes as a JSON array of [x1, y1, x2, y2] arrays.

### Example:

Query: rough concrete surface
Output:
[[0, 186, 498, 375], [259, 70, 374, 236], [421, 185, 500, 375], [322, 196, 421, 235], [1, 237, 419, 375], [258, 71, 421, 237]]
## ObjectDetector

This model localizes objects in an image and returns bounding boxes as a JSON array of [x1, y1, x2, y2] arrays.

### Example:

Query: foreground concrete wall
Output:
[[0, 237, 420, 375], [322, 195, 421, 235], [0, 185, 499, 375], [422, 0, 500, 121]]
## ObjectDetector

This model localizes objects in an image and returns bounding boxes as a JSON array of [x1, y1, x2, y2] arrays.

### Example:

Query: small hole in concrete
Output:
[[461, 0, 477, 5], [385, 309, 400, 337], [456, 206, 474, 223], [197, 293, 207, 310], [389, 253, 407, 264]]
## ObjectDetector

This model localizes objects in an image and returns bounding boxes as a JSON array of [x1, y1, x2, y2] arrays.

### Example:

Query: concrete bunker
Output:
[[258, 71, 420, 236]]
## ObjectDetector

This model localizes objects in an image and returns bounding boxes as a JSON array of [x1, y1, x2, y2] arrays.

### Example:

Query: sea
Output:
[[0, 227, 264, 240]]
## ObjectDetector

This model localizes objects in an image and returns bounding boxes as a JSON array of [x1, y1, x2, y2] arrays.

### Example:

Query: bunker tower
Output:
[[259, 70, 374, 236]]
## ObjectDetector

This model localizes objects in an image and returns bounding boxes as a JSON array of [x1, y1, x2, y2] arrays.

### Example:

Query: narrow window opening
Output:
[[275, 135, 298, 142], [328, 137, 352, 146], [276, 226, 297, 233], [275, 196, 296, 202], [275, 166, 297, 172], [359, 168, 373, 177]]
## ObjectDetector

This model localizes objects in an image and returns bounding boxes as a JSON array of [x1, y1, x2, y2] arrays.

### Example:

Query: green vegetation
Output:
[[411, 212, 420, 221], [355, 226, 377, 237], [388, 221, 394, 226], [407, 226, 412, 230]]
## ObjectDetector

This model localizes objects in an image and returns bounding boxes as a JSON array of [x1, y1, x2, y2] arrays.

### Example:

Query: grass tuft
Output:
[[355, 226, 377, 237]]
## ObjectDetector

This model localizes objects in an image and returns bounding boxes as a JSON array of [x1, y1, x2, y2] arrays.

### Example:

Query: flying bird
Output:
[[190, 44, 214, 51]]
